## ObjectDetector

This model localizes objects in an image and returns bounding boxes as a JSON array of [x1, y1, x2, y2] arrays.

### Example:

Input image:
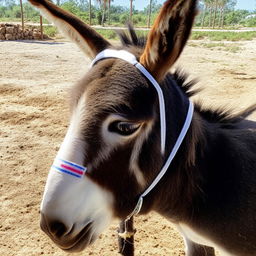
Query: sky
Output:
[[112, 0, 255, 11]]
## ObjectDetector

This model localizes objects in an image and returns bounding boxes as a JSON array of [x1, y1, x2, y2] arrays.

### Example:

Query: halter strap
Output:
[[126, 101, 194, 220], [91, 49, 194, 220], [91, 49, 166, 154]]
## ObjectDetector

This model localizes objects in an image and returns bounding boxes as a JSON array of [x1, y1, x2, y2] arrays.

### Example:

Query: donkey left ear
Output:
[[140, 0, 198, 81], [28, 0, 111, 59]]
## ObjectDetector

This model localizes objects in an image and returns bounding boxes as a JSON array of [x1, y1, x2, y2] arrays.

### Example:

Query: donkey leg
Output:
[[185, 239, 216, 256]]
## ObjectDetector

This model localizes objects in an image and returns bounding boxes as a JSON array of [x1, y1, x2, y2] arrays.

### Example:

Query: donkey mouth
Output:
[[59, 222, 95, 252], [40, 217, 95, 252]]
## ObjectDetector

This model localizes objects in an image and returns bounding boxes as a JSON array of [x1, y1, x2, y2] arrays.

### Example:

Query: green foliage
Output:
[[225, 10, 250, 25], [61, 1, 80, 14], [197, 0, 255, 28], [119, 13, 129, 24], [95, 28, 148, 40], [240, 17, 256, 27], [0, 0, 255, 29], [191, 31, 256, 41], [95, 28, 117, 40], [60, 1, 89, 23], [43, 26, 58, 37], [132, 14, 146, 26], [190, 41, 242, 53]]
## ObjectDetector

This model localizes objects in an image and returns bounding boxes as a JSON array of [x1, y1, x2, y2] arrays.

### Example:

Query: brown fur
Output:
[[140, 0, 197, 81]]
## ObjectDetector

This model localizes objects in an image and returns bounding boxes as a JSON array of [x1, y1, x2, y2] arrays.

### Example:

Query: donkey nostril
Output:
[[41, 213, 72, 238], [49, 220, 69, 238]]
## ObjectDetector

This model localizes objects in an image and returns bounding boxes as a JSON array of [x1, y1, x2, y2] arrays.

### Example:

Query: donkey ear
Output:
[[140, 0, 197, 81], [28, 0, 111, 59]]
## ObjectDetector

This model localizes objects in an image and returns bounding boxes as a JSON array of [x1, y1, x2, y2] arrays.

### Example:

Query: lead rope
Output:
[[118, 217, 136, 256], [91, 49, 194, 256]]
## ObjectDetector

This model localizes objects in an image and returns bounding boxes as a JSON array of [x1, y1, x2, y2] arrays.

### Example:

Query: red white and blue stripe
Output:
[[52, 158, 87, 178]]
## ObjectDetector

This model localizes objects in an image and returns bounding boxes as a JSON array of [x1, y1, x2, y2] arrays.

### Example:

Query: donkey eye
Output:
[[109, 121, 141, 136]]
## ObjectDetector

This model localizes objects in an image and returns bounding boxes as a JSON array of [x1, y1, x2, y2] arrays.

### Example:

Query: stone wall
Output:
[[0, 23, 49, 40]]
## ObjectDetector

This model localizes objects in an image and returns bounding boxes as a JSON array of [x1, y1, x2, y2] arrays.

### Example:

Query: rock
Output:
[[33, 32, 41, 39], [0, 27, 5, 34], [6, 27, 14, 34], [5, 34, 14, 40], [0, 23, 49, 40]]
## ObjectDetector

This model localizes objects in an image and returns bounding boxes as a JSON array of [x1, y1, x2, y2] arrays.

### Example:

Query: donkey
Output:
[[29, 0, 256, 255]]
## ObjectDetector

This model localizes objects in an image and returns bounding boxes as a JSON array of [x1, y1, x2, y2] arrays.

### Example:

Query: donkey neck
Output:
[[152, 81, 256, 222]]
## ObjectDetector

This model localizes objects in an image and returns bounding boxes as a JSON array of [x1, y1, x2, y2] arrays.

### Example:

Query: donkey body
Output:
[[29, 0, 256, 255]]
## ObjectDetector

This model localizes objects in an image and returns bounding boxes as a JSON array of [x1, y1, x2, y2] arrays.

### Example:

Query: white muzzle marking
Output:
[[40, 122, 114, 239]]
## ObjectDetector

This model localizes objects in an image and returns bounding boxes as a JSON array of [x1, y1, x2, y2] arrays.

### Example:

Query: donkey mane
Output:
[[118, 25, 256, 128]]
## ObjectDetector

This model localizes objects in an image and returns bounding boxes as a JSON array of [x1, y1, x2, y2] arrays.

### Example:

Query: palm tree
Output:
[[218, 0, 228, 27], [96, 0, 107, 26], [201, 0, 208, 28], [147, 0, 153, 28], [89, 0, 92, 25], [20, 0, 24, 31], [130, 0, 133, 23], [107, 0, 113, 25], [208, 0, 215, 27], [212, 0, 219, 28]]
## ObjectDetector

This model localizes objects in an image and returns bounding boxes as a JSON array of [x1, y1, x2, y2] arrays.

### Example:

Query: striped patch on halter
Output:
[[52, 158, 87, 178]]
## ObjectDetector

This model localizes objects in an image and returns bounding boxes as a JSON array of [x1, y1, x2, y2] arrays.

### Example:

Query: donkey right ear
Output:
[[140, 0, 197, 81], [29, 0, 111, 59]]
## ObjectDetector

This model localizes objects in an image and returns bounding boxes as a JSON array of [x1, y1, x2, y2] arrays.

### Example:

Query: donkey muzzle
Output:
[[40, 213, 94, 252]]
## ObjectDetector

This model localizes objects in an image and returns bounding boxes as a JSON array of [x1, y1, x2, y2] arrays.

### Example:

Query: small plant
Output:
[[95, 29, 118, 40], [193, 41, 242, 53], [43, 26, 58, 37]]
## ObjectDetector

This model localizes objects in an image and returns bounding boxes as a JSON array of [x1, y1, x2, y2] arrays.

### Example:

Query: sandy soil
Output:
[[0, 38, 255, 256]]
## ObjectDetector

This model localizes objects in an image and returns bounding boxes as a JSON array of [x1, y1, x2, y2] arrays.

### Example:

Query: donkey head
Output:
[[30, 0, 197, 252]]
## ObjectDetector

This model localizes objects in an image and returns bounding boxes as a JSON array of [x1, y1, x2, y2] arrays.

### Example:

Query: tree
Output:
[[89, 0, 91, 24], [212, 0, 217, 28], [201, 0, 211, 27], [147, 0, 153, 28], [107, 0, 113, 25], [20, 0, 24, 30], [218, 0, 228, 27], [96, 0, 107, 26], [130, 0, 133, 23]]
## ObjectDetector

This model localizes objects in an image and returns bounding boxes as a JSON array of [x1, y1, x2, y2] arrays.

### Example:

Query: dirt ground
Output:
[[0, 38, 255, 256]]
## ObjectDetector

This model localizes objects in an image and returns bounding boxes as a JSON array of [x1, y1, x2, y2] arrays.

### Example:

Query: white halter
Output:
[[48, 49, 194, 221], [91, 49, 194, 220]]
